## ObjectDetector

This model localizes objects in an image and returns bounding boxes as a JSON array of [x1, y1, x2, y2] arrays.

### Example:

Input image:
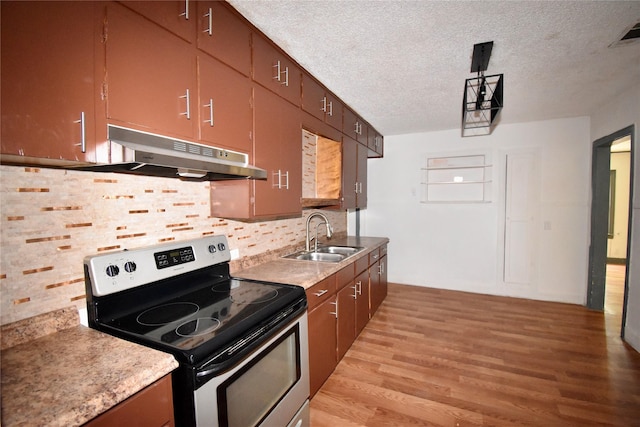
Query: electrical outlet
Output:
[[230, 249, 240, 260]]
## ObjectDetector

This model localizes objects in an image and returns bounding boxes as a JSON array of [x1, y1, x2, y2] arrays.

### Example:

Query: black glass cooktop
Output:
[[103, 277, 302, 354]]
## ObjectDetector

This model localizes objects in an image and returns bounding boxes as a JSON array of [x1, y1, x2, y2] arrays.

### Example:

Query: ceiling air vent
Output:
[[610, 21, 640, 47]]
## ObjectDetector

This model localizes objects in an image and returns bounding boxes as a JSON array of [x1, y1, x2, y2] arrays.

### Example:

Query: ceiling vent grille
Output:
[[610, 21, 640, 47]]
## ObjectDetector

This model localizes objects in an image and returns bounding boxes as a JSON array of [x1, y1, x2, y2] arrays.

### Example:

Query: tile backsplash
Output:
[[0, 165, 346, 325]]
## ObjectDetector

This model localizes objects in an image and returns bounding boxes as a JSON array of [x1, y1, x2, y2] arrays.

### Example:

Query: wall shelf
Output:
[[420, 154, 492, 203]]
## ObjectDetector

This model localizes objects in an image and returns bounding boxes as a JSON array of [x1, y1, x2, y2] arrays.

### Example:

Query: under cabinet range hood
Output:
[[76, 125, 267, 181]]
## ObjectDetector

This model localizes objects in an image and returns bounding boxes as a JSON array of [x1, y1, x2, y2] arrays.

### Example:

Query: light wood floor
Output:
[[310, 266, 640, 426]]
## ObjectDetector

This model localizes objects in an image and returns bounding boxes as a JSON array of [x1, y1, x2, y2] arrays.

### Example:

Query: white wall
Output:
[[355, 117, 592, 305], [591, 82, 640, 351]]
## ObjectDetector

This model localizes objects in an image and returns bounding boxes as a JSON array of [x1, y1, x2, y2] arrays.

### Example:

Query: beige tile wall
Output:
[[0, 165, 346, 325]]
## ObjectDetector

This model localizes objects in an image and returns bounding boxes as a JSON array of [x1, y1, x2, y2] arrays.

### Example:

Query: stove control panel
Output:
[[154, 246, 195, 269], [85, 236, 232, 297]]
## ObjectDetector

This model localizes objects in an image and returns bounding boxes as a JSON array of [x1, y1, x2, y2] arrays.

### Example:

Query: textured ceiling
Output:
[[227, 0, 640, 136]]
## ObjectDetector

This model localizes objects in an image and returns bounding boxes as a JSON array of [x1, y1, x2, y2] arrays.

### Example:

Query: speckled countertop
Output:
[[1, 307, 178, 427], [234, 236, 389, 288]]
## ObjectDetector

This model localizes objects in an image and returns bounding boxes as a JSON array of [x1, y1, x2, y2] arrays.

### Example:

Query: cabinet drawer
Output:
[[379, 244, 388, 258], [305, 275, 336, 311], [336, 264, 355, 290], [369, 248, 381, 266], [355, 254, 369, 275]]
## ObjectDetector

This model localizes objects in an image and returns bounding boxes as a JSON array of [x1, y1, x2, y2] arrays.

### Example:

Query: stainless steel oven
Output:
[[84, 236, 310, 427]]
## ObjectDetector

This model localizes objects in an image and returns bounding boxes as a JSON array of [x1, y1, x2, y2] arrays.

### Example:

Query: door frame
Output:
[[587, 125, 634, 338]]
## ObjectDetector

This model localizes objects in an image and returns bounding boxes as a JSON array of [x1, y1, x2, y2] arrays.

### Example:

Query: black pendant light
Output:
[[462, 41, 503, 137]]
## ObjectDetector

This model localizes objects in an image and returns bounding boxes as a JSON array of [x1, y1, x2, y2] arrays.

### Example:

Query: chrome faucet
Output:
[[306, 212, 333, 252]]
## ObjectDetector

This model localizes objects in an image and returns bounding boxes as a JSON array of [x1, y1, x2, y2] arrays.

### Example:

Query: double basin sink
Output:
[[283, 245, 363, 263]]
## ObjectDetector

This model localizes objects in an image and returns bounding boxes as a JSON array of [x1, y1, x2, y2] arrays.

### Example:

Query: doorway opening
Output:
[[587, 125, 634, 339]]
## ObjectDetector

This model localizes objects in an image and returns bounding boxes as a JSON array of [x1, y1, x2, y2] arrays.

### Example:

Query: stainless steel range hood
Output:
[[75, 125, 266, 181]]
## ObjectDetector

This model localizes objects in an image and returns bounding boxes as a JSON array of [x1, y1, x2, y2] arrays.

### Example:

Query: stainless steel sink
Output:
[[282, 245, 363, 263], [315, 245, 363, 256], [288, 252, 345, 262]]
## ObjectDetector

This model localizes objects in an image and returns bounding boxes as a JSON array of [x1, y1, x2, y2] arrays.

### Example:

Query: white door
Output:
[[504, 152, 538, 284]]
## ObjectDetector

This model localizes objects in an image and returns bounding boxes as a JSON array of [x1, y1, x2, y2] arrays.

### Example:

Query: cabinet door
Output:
[[341, 136, 358, 209], [1, 1, 96, 162], [367, 125, 383, 158], [301, 74, 325, 121], [324, 92, 343, 132], [337, 283, 357, 360], [355, 269, 370, 335], [356, 141, 368, 208], [121, 0, 194, 42], [198, 55, 252, 153], [370, 255, 388, 316], [343, 108, 366, 144], [308, 298, 337, 397], [253, 85, 301, 217], [196, 1, 251, 76], [105, 2, 197, 140], [253, 35, 301, 106]]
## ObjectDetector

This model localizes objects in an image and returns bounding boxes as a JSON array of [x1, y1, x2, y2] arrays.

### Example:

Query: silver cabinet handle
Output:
[[74, 111, 86, 153], [330, 301, 338, 318], [379, 262, 384, 275], [328, 101, 333, 117], [354, 182, 359, 194], [180, 0, 189, 20], [273, 170, 289, 189], [273, 61, 282, 82], [180, 89, 191, 120], [321, 96, 327, 113], [204, 98, 214, 126], [372, 253, 379, 260], [356, 281, 362, 296], [313, 289, 328, 297], [203, 7, 212, 35], [351, 285, 357, 299], [273, 60, 289, 86]]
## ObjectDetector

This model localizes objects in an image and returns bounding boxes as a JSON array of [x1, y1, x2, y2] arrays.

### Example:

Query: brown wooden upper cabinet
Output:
[[301, 74, 343, 132], [120, 0, 194, 43], [196, 1, 251, 77], [343, 108, 367, 145], [197, 55, 252, 154], [210, 85, 302, 220], [1, 1, 98, 163], [105, 2, 198, 141], [252, 85, 302, 217], [252, 35, 301, 107], [367, 124, 384, 158], [341, 136, 367, 209], [105, 2, 252, 155]]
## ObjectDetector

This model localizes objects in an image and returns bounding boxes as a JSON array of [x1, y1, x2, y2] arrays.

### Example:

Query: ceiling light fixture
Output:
[[462, 41, 503, 137]]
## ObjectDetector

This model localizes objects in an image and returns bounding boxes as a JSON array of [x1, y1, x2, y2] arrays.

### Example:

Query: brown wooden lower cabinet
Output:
[[307, 296, 338, 397], [370, 254, 388, 315], [354, 269, 371, 335], [307, 245, 388, 398], [84, 374, 174, 427], [336, 282, 356, 360]]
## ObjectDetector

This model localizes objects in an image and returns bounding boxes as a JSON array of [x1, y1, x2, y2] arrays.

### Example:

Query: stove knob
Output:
[[105, 264, 120, 277], [217, 242, 226, 251], [208, 244, 217, 253], [124, 261, 137, 273]]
